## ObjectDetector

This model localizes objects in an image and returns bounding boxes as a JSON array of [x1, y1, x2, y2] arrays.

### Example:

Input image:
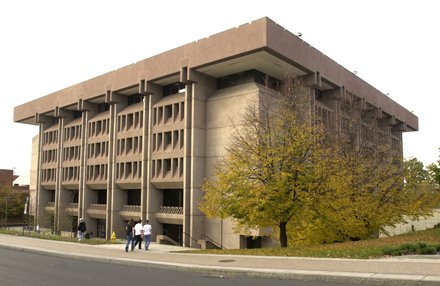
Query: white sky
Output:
[[1, 0, 439, 185]]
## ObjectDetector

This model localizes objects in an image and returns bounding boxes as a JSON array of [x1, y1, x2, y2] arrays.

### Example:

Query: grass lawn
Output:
[[0, 228, 113, 245], [184, 227, 440, 259]]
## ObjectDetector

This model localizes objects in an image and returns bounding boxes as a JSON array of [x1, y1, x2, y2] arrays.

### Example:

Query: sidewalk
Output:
[[1, 234, 439, 285]]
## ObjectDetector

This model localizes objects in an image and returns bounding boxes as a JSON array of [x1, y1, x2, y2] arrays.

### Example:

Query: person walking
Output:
[[125, 219, 135, 252], [143, 220, 152, 251], [77, 218, 86, 241], [132, 219, 143, 250]]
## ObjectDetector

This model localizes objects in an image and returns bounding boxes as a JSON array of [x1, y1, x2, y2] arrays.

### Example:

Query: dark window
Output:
[[71, 190, 79, 203], [98, 103, 110, 112], [163, 189, 183, 207], [96, 219, 106, 238], [315, 89, 323, 101], [97, 189, 107, 204], [73, 111, 82, 119], [163, 82, 186, 96], [246, 236, 262, 249], [127, 94, 143, 105], [49, 190, 55, 202], [217, 69, 280, 91], [162, 224, 183, 246], [127, 189, 141, 205]]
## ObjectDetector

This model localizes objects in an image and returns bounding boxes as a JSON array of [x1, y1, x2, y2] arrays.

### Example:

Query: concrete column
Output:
[[143, 81, 162, 240], [186, 69, 215, 247], [182, 74, 193, 247], [55, 110, 75, 234], [34, 114, 54, 230], [52, 117, 62, 234], [107, 91, 127, 239], [111, 185, 125, 237], [78, 100, 98, 234]]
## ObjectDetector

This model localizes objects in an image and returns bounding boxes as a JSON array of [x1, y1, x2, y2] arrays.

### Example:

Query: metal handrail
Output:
[[120, 205, 141, 212], [66, 203, 78, 208], [182, 231, 198, 248], [156, 206, 183, 215], [201, 234, 226, 250], [88, 203, 106, 210]]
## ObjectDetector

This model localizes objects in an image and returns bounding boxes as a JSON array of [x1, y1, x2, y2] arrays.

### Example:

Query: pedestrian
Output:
[[125, 219, 135, 252], [132, 219, 143, 250], [143, 220, 152, 251], [77, 218, 86, 241]]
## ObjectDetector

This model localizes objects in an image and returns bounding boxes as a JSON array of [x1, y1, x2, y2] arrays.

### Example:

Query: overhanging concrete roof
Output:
[[13, 17, 418, 131]]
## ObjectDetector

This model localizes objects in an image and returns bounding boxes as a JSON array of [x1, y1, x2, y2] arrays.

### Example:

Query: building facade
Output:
[[13, 18, 418, 249]]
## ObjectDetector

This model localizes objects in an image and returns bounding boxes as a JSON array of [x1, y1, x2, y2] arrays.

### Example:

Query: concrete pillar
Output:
[[55, 111, 74, 233], [111, 185, 125, 237], [78, 100, 98, 235], [184, 69, 216, 247], [143, 81, 162, 240], [107, 90, 127, 239], [182, 69, 193, 247], [34, 114, 55, 230]]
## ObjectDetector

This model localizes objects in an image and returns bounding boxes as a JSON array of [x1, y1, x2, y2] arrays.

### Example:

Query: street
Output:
[[0, 247, 369, 286]]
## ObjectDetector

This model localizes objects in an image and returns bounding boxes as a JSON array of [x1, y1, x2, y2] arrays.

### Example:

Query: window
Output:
[[164, 132, 172, 150], [164, 105, 172, 123], [126, 137, 133, 154], [97, 190, 107, 204], [98, 103, 109, 112], [163, 82, 185, 96], [127, 94, 142, 105], [127, 114, 133, 130], [164, 159, 171, 175], [73, 110, 82, 119], [217, 69, 280, 91]]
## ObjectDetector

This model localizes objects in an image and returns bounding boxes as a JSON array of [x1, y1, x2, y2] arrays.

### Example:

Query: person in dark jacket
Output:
[[77, 218, 86, 241], [125, 219, 135, 252]]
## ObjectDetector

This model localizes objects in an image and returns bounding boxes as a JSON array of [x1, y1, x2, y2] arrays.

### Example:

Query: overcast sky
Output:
[[1, 0, 439, 184]]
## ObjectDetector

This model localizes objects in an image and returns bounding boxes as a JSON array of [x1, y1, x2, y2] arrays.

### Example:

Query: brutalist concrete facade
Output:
[[13, 17, 417, 249]]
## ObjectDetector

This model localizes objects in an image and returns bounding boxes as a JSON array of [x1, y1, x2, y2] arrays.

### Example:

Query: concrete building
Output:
[[13, 17, 417, 249]]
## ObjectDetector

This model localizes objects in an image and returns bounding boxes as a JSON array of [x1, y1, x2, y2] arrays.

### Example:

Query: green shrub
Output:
[[418, 246, 437, 255], [383, 246, 400, 256], [382, 242, 439, 256], [416, 242, 427, 249]]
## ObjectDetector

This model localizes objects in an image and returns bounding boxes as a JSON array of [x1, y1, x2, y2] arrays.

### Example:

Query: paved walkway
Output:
[[1, 234, 439, 285]]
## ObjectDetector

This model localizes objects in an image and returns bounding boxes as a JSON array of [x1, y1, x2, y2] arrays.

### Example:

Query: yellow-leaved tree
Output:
[[200, 77, 331, 247], [287, 95, 440, 244], [200, 76, 440, 247]]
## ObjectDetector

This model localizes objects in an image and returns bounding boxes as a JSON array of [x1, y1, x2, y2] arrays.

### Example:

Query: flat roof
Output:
[[13, 17, 418, 131]]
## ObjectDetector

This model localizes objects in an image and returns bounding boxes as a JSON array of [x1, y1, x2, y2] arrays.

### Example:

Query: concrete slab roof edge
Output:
[[13, 17, 418, 131]]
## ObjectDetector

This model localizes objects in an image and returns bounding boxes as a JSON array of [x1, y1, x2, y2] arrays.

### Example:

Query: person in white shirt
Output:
[[133, 219, 143, 250], [143, 220, 152, 250]]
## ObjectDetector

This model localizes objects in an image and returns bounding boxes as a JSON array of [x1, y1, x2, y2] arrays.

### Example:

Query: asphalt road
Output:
[[0, 247, 372, 286]]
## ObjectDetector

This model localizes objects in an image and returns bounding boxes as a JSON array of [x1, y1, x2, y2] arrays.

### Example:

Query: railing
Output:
[[182, 231, 199, 248], [66, 203, 78, 209], [88, 203, 106, 210], [156, 206, 183, 215], [120, 205, 141, 212], [201, 234, 226, 250]]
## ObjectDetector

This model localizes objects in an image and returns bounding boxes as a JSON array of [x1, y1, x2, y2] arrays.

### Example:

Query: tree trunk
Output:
[[279, 221, 288, 247]]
